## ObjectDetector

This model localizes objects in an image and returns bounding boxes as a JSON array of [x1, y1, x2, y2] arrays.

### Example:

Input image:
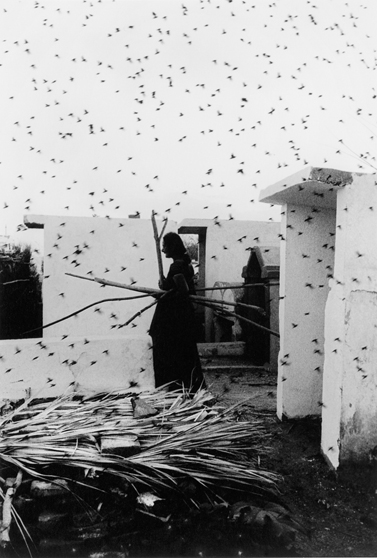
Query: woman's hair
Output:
[[163, 232, 191, 263]]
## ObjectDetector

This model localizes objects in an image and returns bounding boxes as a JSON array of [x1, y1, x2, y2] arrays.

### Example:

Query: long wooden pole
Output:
[[21, 293, 151, 336], [117, 299, 159, 329], [66, 273, 265, 313], [65, 272, 163, 295], [195, 282, 279, 291], [195, 299, 280, 338], [151, 211, 167, 285], [191, 294, 266, 316], [64, 273, 278, 336]]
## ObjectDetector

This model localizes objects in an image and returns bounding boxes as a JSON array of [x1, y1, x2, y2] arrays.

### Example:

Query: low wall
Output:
[[0, 215, 171, 404], [0, 335, 154, 402]]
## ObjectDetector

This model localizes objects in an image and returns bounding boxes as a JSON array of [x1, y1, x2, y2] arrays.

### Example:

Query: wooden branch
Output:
[[191, 295, 266, 316], [117, 299, 158, 328], [234, 300, 267, 315], [21, 294, 151, 336], [66, 273, 265, 315], [2, 279, 31, 286], [151, 211, 165, 284], [66, 274, 276, 309], [66, 272, 163, 295], [94, 276, 161, 295], [195, 282, 279, 291], [64, 272, 277, 336], [194, 299, 280, 338], [159, 217, 168, 242]]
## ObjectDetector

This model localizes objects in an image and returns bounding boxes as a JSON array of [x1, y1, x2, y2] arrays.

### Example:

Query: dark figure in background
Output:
[[149, 232, 205, 392]]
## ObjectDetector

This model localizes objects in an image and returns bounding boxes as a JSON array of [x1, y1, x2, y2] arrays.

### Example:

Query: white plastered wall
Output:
[[277, 204, 336, 418], [39, 215, 176, 337], [1, 215, 176, 401], [179, 218, 281, 342], [2, 215, 281, 401], [0, 335, 154, 401], [204, 220, 280, 287], [260, 166, 377, 467], [321, 173, 377, 467]]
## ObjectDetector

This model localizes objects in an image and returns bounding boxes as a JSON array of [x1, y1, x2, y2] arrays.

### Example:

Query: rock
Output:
[[100, 435, 141, 457], [38, 536, 85, 554], [89, 552, 127, 558], [30, 479, 69, 498], [72, 522, 108, 541], [38, 510, 70, 532], [131, 398, 158, 419]]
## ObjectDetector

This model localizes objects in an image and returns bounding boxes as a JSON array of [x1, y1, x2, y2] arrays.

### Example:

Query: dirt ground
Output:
[[204, 367, 377, 558]]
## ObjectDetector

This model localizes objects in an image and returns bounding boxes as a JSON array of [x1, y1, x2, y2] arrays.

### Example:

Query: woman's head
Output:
[[162, 232, 188, 260]]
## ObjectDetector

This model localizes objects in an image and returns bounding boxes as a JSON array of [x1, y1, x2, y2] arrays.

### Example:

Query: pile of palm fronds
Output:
[[0, 387, 278, 501], [0, 387, 310, 556]]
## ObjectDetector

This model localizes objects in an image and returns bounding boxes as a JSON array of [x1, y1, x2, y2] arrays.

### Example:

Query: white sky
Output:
[[1, 0, 377, 246]]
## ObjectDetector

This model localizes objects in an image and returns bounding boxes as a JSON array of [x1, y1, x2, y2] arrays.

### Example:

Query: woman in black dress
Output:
[[149, 232, 205, 392]]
